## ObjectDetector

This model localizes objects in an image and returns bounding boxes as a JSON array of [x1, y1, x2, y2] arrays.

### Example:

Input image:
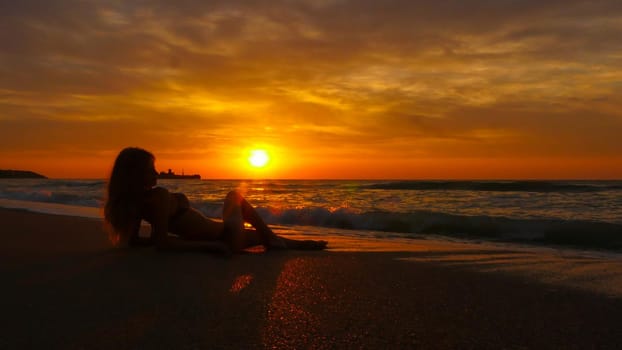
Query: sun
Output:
[[248, 149, 270, 168]]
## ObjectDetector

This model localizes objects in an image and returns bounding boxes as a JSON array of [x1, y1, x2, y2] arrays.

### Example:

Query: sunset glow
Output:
[[1, 1, 621, 179]]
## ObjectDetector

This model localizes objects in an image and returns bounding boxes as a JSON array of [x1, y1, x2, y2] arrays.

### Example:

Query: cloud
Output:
[[1, 0, 621, 177]]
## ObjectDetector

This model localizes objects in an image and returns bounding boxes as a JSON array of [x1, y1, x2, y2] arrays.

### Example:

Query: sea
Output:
[[1, 179, 621, 251]]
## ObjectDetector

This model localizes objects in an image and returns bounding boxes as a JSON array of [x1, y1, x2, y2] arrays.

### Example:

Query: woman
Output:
[[104, 147, 327, 254]]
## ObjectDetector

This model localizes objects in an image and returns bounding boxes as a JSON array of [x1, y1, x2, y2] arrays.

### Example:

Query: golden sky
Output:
[[1, 0, 622, 179]]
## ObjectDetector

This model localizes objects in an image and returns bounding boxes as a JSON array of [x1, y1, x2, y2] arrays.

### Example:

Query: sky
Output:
[[1, 0, 622, 179]]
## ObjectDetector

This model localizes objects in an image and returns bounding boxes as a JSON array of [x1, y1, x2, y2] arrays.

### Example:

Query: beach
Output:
[[2, 207, 622, 349]]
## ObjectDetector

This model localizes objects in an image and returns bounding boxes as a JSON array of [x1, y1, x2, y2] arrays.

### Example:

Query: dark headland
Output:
[[0, 169, 47, 179]]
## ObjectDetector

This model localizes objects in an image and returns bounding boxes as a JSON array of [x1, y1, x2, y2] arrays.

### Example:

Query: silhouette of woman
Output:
[[104, 147, 327, 254]]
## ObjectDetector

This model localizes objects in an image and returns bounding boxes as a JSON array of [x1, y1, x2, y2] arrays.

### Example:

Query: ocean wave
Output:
[[15, 180, 106, 189], [0, 189, 102, 207], [185, 200, 622, 250], [0, 179, 105, 207], [249, 206, 622, 250], [363, 180, 622, 193], [2, 178, 621, 250]]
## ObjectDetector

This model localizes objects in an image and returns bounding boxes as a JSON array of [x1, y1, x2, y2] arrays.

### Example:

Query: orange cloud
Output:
[[1, 1, 621, 178]]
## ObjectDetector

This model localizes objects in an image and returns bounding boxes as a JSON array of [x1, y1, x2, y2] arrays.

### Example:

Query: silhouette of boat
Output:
[[158, 169, 201, 180]]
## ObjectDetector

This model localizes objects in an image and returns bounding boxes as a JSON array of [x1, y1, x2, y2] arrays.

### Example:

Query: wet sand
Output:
[[2, 207, 622, 349]]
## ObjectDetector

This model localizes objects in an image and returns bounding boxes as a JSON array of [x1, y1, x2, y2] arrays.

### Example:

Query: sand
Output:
[[2, 207, 622, 349]]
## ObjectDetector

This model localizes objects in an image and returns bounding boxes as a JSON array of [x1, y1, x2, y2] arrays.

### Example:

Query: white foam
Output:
[[0, 198, 101, 219]]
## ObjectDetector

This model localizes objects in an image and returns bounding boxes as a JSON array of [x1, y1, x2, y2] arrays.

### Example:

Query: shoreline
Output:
[[3, 197, 622, 256], [0, 198, 102, 218], [2, 207, 622, 348]]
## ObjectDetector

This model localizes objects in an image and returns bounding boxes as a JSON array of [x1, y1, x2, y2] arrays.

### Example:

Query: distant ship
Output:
[[158, 169, 201, 180]]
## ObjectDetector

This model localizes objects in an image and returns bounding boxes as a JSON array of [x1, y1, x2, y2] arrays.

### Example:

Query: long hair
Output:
[[104, 147, 155, 246]]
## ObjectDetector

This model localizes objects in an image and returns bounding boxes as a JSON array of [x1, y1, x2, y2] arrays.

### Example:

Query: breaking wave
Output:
[[363, 180, 622, 193], [191, 203, 622, 250]]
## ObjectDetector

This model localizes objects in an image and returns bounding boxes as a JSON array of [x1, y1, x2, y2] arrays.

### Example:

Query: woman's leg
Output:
[[222, 191, 273, 251], [223, 190, 328, 252]]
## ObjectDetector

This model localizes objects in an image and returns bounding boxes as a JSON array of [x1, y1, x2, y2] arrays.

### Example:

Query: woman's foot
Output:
[[283, 238, 328, 250], [267, 236, 328, 251], [297, 239, 328, 250], [267, 236, 288, 250]]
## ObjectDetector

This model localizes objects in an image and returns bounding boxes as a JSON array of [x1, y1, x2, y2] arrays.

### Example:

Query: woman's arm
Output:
[[128, 220, 153, 247]]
